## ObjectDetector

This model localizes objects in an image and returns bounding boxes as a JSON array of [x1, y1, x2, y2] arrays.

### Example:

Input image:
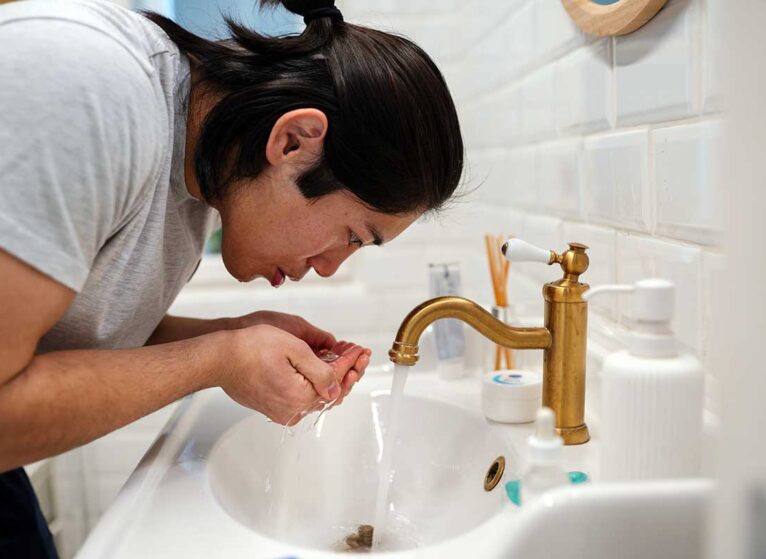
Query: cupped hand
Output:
[[218, 325, 368, 425], [234, 310, 372, 403]]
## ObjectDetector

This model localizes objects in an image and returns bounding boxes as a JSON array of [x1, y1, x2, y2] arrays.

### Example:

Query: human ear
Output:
[[265, 108, 328, 168]]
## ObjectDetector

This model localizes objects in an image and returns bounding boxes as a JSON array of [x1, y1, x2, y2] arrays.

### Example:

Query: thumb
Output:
[[289, 342, 341, 401]]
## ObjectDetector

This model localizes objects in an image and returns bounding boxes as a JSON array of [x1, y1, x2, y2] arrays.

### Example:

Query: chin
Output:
[[220, 250, 259, 283], [237, 274, 259, 283]]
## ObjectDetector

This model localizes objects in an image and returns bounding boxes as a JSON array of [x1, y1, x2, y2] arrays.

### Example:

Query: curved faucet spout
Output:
[[388, 296, 551, 366]]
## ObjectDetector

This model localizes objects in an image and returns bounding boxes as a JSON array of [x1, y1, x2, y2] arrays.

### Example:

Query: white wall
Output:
[[710, 3, 766, 558], [338, 0, 723, 407]]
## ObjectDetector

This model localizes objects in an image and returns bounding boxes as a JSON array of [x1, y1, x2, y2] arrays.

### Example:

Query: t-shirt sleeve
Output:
[[0, 17, 164, 291]]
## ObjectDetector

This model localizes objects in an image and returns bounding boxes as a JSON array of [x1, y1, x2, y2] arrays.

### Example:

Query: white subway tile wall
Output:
[[702, 0, 724, 112], [535, 0, 583, 61], [338, 0, 722, 385], [521, 65, 557, 141], [537, 138, 582, 217], [555, 39, 613, 134], [652, 120, 723, 244], [584, 129, 651, 232], [505, 145, 539, 209], [614, 0, 701, 125]]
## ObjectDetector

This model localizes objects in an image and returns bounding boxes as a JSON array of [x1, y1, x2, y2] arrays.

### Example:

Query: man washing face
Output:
[[0, 0, 464, 556]]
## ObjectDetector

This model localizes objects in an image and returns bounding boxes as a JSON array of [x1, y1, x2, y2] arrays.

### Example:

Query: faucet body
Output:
[[389, 242, 590, 445], [541, 277, 589, 444]]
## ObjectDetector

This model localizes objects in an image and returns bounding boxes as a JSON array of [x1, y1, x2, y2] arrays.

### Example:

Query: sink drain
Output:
[[484, 456, 505, 491], [345, 524, 373, 550]]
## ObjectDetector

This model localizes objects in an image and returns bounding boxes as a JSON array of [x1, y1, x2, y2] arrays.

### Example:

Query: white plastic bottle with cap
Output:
[[584, 278, 704, 481], [520, 407, 570, 505]]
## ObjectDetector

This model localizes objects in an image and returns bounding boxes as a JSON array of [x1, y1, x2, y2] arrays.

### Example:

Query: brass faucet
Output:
[[388, 240, 591, 445]]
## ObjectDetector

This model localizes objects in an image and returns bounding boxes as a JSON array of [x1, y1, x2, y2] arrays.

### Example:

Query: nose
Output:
[[308, 246, 355, 278]]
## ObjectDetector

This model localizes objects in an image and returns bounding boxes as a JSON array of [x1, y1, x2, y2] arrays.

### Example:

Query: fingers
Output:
[[304, 342, 370, 409], [297, 317, 336, 350], [327, 343, 364, 378], [291, 348, 371, 414], [358, 349, 371, 376], [341, 369, 359, 393], [354, 349, 372, 380], [330, 340, 353, 355], [335, 351, 370, 403], [288, 341, 341, 402]]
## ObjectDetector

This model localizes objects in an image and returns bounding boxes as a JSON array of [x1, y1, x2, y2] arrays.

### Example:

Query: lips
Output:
[[270, 268, 286, 288]]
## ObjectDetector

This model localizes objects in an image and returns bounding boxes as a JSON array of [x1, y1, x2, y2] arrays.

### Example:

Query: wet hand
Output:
[[317, 341, 372, 406], [216, 325, 370, 424], [218, 324, 345, 425], [234, 310, 371, 402]]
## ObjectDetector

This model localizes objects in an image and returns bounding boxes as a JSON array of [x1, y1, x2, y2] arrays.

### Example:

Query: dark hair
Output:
[[143, 0, 464, 215]]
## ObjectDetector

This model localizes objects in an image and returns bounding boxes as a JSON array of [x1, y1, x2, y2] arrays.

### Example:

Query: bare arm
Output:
[[146, 311, 338, 350], [0, 249, 222, 472], [1, 334, 223, 471], [146, 314, 236, 345]]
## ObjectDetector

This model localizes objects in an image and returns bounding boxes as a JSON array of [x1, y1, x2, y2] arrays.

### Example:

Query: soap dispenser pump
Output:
[[584, 278, 704, 481]]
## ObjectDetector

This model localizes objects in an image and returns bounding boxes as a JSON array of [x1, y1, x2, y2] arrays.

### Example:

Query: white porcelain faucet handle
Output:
[[501, 238, 553, 264]]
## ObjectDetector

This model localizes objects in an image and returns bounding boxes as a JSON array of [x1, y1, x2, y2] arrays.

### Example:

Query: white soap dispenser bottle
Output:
[[584, 278, 704, 481]]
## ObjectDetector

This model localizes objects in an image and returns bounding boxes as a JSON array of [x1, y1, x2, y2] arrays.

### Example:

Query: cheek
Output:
[[286, 219, 339, 257], [218, 189, 345, 273], [220, 214, 329, 266]]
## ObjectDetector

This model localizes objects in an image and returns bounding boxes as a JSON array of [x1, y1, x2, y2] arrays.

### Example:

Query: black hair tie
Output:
[[303, 5, 343, 25]]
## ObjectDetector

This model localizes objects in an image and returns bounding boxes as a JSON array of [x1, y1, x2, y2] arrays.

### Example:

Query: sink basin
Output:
[[498, 478, 712, 559], [208, 392, 512, 552]]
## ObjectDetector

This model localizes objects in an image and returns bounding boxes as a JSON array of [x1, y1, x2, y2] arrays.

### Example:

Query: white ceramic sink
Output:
[[78, 368, 540, 558], [208, 392, 509, 552]]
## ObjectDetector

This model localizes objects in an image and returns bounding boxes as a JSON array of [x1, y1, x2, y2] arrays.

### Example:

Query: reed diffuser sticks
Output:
[[484, 234, 514, 370]]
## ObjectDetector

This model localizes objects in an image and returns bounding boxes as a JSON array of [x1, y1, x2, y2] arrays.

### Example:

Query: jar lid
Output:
[[482, 369, 542, 401]]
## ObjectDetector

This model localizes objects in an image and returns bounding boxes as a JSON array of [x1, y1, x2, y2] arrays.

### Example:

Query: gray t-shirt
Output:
[[0, 0, 220, 351]]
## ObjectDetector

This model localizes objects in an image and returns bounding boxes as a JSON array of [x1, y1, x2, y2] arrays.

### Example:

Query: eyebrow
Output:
[[366, 223, 384, 246]]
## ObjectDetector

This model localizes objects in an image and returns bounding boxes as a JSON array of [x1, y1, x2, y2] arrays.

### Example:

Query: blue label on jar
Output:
[[492, 373, 524, 385]]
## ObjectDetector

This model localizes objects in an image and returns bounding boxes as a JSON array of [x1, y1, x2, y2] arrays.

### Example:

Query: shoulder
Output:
[[0, 1, 172, 166], [0, 0, 174, 73], [0, 2, 181, 236], [1, 10, 165, 178], [0, 1, 171, 89]]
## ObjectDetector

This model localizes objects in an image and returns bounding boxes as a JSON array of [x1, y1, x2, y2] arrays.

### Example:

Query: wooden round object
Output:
[[561, 0, 670, 36]]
